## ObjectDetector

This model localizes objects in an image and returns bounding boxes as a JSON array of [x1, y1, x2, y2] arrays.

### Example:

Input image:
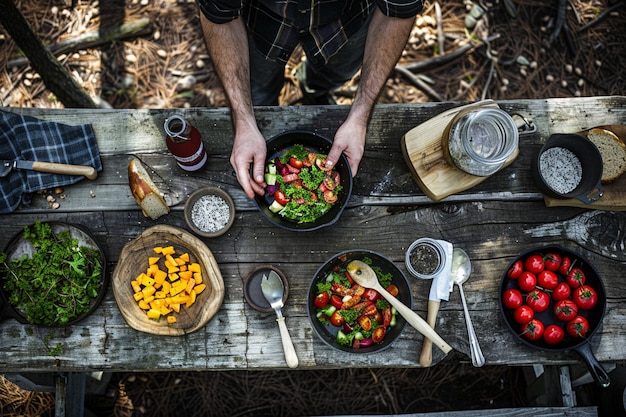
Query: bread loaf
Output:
[[128, 158, 170, 219], [587, 128, 626, 183]]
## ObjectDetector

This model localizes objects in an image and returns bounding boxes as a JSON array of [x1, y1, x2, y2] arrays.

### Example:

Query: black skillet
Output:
[[0, 221, 108, 326], [499, 245, 610, 387]]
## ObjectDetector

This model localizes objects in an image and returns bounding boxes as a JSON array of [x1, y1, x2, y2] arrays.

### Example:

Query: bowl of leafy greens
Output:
[[307, 249, 411, 353], [0, 221, 107, 326], [254, 130, 352, 232]]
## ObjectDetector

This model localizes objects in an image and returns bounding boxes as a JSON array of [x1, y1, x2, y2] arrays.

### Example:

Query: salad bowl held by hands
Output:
[[253, 130, 353, 232]]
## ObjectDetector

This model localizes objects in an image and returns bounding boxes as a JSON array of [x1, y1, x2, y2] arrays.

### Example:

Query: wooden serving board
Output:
[[544, 125, 626, 211], [112, 225, 225, 336], [401, 100, 519, 201]]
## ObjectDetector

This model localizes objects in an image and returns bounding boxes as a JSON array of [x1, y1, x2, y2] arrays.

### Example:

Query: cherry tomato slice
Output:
[[372, 326, 386, 343], [329, 311, 344, 326], [314, 292, 329, 308]]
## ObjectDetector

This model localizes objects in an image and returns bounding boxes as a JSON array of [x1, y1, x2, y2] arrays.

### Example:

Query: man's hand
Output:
[[326, 118, 366, 176], [231, 128, 267, 199]]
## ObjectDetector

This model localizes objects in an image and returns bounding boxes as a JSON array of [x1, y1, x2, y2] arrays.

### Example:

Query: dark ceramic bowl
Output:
[[253, 130, 352, 232], [307, 250, 411, 353], [531, 134, 603, 203], [184, 186, 236, 238]]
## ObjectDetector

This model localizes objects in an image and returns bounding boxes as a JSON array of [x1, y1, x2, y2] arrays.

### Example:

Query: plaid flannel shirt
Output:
[[197, 0, 423, 70]]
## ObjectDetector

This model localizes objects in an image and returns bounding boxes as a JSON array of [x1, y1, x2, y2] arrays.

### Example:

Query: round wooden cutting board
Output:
[[112, 225, 225, 336]]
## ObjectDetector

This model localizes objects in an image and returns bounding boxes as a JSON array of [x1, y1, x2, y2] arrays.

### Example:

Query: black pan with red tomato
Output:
[[499, 245, 609, 387]]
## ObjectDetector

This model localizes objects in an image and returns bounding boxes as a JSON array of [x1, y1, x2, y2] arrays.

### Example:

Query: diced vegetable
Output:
[[131, 246, 205, 323], [269, 200, 284, 213]]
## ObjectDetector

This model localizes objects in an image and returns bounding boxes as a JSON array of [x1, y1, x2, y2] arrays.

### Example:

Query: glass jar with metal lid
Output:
[[445, 108, 519, 176]]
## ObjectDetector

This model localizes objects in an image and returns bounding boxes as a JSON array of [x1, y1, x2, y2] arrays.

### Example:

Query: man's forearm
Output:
[[349, 9, 415, 124], [199, 13, 257, 132]]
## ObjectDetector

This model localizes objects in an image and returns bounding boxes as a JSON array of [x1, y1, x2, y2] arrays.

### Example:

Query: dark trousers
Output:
[[248, 17, 371, 106]]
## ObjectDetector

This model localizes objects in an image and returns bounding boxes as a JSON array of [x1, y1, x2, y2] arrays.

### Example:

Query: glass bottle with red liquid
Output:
[[164, 115, 208, 171]]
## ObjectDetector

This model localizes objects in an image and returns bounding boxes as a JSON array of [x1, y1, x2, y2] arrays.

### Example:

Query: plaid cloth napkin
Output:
[[0, 109, 102, 213]]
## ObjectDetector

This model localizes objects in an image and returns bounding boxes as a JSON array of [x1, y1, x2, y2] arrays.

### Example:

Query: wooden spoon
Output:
[[346, 260, 453, 355]]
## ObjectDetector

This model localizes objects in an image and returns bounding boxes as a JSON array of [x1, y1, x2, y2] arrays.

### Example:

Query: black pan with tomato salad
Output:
[[253, 131, 352, 232], [499, 245, 609, 387], [307, 250, 411, 353]]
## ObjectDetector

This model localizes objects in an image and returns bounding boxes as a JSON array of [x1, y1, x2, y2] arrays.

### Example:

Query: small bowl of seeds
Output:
[[405, 238, 448, 279], [531, 134, 604, 204], [184, 186, 235, 238]]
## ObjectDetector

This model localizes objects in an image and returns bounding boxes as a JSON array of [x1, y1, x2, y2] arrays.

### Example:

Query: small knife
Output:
[[0, 159, 97, 180]]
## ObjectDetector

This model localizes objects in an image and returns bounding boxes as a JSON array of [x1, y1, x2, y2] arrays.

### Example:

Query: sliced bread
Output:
[[587, 128, 626, 183], [128, 158, 170, 219]]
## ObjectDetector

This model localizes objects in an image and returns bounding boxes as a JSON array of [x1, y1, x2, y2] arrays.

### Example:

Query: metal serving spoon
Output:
[[346, 260, 452, 355], [450, 248, 485, 367]]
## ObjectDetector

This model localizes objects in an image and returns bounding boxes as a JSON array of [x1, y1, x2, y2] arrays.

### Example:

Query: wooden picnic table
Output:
[[0, 96, 624, 378]]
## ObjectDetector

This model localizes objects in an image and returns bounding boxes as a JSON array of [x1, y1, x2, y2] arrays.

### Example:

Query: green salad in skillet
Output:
[[264, 144, 343, 224], [0, 221, 104, 326]]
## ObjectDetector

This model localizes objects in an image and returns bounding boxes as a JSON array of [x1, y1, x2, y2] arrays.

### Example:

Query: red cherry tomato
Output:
[[553, 299, 578, 321], [522, 319, 544, 341], [507, 260, 523, 279], [552, 282, 571, 301], [362, 288, 380, 302], [329, 311, 344, 326], [330, 294, 343, 310], [314, 292, 329, 308], [371, 326, 386, 343], [524, 254, 545, 274], [544, 253, 562, 272], [558, 256, 572, 275], [386, 284, 399, 297], [517, 271, 537, 292], [573, 285, 598, 310], [543, 324, 565, 345], [502, 288, 523, 310], [358, 315, 373, 331], [382, 306, 392, 328], [537, 270, 559, 290], [273, 190, 290, 206], [513, 305, 534, 324], [566, 267, 586, 288], [566, 315, 590, 338], [288, 157, 303, 169], [526, 289, 550, 313]]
